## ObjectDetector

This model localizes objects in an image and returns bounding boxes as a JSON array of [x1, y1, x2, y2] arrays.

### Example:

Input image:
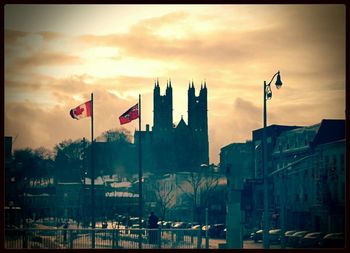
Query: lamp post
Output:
[[200, 163, 215, 249], [262, 71, 282, 249]]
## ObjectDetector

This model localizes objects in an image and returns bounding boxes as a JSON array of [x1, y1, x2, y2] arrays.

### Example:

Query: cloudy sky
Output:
[[4, 4, 345, 164]]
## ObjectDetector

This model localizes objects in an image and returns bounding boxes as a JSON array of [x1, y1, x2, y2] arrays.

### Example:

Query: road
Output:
[[208, 239, 285, 249]]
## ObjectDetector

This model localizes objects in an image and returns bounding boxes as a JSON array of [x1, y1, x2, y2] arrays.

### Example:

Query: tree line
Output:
[[11, 129, 133, 186]]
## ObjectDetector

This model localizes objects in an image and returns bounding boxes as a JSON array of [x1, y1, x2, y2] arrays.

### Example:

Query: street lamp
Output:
[[262, 71, 283, 249]]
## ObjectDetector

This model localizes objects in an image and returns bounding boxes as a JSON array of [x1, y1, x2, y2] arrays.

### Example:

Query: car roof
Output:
[[304, 232, 324, 237], [294, 231, 309, 235], [324, 233, 344, 238]]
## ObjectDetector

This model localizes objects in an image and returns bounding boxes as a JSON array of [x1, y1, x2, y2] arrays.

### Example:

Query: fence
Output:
[[4, 228, 205, 249]]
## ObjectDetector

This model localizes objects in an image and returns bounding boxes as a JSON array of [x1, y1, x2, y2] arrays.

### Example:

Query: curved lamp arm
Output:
[[265, 71, 282, 100], [268, 71, 280, 86]]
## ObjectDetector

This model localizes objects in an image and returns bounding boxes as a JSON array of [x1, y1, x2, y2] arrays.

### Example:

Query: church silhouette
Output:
[[135, 79, 209, 173]]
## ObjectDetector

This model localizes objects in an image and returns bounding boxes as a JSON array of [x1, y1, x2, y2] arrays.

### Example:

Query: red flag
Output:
[[70, 100, 92, 120], [119, 103, 139, 125]]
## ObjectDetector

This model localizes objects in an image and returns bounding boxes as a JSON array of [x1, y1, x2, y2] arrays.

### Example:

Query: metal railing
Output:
[[4, 228, 205, 249]]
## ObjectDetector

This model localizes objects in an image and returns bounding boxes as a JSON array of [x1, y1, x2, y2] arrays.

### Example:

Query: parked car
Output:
[[287, 231, 310, 247], [129, 217, 145, 227], [171, 221, 187, 229], [208, 224, 226, 238], [269, 229, 282, 244], [283, 230, 297, 245], [129, 224, 147, 236], [102, 221, 108, 229], [202, 225, 211, 236], [159, 221, 172, 228], [297, 232, 326, 248], [319, 233, 345, 248], [186, 222, 199, 228], [250, 229, 263, 242], [250, 229, 281, 244]]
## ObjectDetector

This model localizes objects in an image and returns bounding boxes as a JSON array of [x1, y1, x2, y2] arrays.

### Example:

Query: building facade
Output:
[[135, 80, 209, 173], [224, 119, 345, 247]]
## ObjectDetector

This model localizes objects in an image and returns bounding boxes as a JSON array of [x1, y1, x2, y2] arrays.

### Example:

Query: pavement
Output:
[[208, 239, 286, 249]]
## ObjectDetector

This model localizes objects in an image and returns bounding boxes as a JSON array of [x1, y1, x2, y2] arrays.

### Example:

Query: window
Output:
[[304, 194, 308, 202], [295, 194, 300, 202]]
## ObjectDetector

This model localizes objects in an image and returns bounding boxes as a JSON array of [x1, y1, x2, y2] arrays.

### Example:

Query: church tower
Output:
[[187, 81, 209, 166], [153, 79, 173, 132]]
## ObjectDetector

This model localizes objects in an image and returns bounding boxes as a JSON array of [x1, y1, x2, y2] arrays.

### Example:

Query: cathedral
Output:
[[135, 79, 209, 173]]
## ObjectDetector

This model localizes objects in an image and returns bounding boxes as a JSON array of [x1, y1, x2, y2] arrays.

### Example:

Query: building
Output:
[[267, 119, 346, 233], [134, 80, 209, 173], [276, 119, 346, 232], [247, 125, 300, 232], [252, 125, 300, 178], [224, 119, 345, 245], [271, 123, 321, 230]]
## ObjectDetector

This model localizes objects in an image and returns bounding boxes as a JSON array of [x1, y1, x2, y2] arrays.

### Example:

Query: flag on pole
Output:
[[70, 100, 92, 120], [119, 103, 139, 125]]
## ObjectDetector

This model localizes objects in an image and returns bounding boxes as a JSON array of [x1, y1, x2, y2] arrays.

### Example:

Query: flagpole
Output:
[[91, 93, 95, 248], [138, 94, 143, 249]]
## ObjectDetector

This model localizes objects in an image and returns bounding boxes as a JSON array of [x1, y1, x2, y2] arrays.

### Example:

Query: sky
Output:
[[4, 4, 346, 164]]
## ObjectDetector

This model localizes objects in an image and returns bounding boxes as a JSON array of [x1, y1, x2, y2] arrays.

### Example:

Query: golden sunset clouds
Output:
[[5, 4, 345, 163]]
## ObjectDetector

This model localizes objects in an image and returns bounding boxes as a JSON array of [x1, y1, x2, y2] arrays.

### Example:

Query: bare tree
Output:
[[152, 178, 175, 221], [176, 172, 203, 223], [200, 171, 220, 210], [177, 170, 220, 223]]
